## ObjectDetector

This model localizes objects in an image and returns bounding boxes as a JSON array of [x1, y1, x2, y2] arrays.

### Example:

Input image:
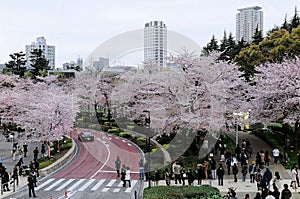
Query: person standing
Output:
[[291, 165, 297, 190], [216, 163, 225, 186], [281, 184, 292, 199], [165, 168, 170, 186], [232, 163, 238, 182], [225, 156, 232, 175], [187, 168, 194, 186], [273, 147, 280, 165], [173, 162, 181, 184], [41, 143, 46, 157], [33, 147, 39, 161], [263, 167, 273, 189], [265, 150, 271, 166], [27, 172, 37, 198], [125, 167, 131, 187], [2, 167, 10, 191], [23, 143, 28, 158], [121, 165, 126, 187], [196, 162, 204, 185], [242, 165, 248, 181], [203, 160, 209, 180], [12, 165, 19, 186], [273, 171, 282, 190], [210, 157, 217, 180], [154, 170, 161, 186], [115, 156, 121, 177], [249, 161, 257, 183], [139, 159, 144, 180], [180, 164, 186, 185]]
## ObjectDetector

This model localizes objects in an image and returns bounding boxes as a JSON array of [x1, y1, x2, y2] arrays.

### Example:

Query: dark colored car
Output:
[[78, 132, 94, 142]]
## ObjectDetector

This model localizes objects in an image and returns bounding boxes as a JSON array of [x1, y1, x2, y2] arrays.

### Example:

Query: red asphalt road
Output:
[[53, 128, 141, 180]]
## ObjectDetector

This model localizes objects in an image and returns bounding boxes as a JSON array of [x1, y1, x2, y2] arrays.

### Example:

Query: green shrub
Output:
[[143, 185, 221, 199], [137, 137, 146, 141], [127, 125, 135, 130], [107, 128, 120, 134], [119, 131, 131, 137]]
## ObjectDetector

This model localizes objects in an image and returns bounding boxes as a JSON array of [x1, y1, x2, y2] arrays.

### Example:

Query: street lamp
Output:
[[233, 112, 244, 146], [143, 110, 151, 188]]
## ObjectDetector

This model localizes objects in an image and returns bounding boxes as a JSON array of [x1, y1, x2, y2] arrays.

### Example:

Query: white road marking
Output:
[[36, 178, 55, 191], [78, 179, 96, 191], [125, 180, 138, 193], [44, 179, 65, 191], [117, 181, 123, 187], [55, 179, 75, 191], [106, 179, 116, 187], [113, 188, 121, 192], [91, 179, 106, 191], [101, 187, 110, 192], [67, 179, 85, 191]]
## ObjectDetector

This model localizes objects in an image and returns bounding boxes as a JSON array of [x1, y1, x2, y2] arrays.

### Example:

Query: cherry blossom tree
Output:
[[0, 74, 79, 142], [247, 58, 300, 145], [111, 52, 245, 163]]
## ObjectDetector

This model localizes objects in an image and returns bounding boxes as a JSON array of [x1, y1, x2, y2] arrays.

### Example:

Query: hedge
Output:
[[143, 185, 222, 199]]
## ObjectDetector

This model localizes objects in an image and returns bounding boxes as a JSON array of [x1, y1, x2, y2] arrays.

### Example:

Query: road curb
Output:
[[39, 138, 77, 176]]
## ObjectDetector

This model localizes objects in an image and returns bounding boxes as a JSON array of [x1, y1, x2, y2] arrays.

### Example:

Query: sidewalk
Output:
[[0, 138, 39, 198], [143, 131, 300, 198]]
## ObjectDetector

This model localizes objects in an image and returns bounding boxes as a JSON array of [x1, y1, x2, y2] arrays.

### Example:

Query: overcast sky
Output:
[[0, 0, 299, 67]]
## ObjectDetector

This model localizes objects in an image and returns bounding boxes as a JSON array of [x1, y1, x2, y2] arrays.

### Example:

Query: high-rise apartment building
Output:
[[144, 21, 167, 68], [25, 36, 55, 69], [236, 6, 263, 43]]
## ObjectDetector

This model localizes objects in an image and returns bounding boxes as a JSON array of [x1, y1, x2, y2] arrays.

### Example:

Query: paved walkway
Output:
[[144, 131, 300, 199], [0, 132, 42, 199]]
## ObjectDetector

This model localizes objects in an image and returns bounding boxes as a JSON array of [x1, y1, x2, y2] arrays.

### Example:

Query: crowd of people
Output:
[[143, 137, 296, 199], [0, 141, 45, 198]]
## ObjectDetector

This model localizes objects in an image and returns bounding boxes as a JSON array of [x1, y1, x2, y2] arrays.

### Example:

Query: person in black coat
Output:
[[2, 168, 10, 191], [232, 163, 238, 182], [27, 173, 37, 197], [187, 168, 194, 185], [216, 164, 225, 186]]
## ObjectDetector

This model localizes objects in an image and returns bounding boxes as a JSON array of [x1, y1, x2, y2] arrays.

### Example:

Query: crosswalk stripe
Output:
[[117, 181, 123, 187], [44, 179, 65, 191], [78, 179, 96, 191], [113, 188, 121, 192], [55, 179, 75, 191], [101, 187, 110, 192], [91, 179, 106, 191], [67, 179, 85, 191], [36, 178, 55, 191], [125, 180, 138, 193], [106, 179, 116, 187]]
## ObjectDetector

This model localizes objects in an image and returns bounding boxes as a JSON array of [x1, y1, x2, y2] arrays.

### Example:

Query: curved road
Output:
[[8, 128, 143, 199]]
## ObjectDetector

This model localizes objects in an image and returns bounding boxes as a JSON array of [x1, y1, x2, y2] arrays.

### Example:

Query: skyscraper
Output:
[[25, 36, 55, 69], [236, 6, 263, 43], [144, 21, 167, 68]]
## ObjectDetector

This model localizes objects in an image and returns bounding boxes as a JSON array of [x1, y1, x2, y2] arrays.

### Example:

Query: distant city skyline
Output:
[[0, 0, 299, 67]]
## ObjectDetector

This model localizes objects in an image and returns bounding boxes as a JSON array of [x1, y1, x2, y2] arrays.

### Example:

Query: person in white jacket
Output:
[[291, 165, 298, 190], [125, 167, 131, 187]]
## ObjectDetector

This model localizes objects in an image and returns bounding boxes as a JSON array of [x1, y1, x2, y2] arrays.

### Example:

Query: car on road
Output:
[[78, 131, 94, 142]]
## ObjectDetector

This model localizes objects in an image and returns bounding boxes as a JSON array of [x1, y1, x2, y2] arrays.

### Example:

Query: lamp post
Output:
[[143, 110, 151, 188], [233, 112, 244, 146], [248, 109, 251, 130]]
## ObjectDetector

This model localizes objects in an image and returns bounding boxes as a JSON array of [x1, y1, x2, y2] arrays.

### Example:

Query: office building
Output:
[[144, 21, 167, 68], [236, 6, 263, 43], [25, 36, 55, 69]]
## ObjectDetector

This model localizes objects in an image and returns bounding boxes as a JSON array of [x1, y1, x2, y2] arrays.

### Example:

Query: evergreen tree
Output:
[[290, 6, 300, 31], [202, 35, 219, 55], [4, 52, 26, 77], [30, 49, 50, 79], [281, 14, 289, 31], [219, 31, 228, 52], [252, 25, 263, 44]]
